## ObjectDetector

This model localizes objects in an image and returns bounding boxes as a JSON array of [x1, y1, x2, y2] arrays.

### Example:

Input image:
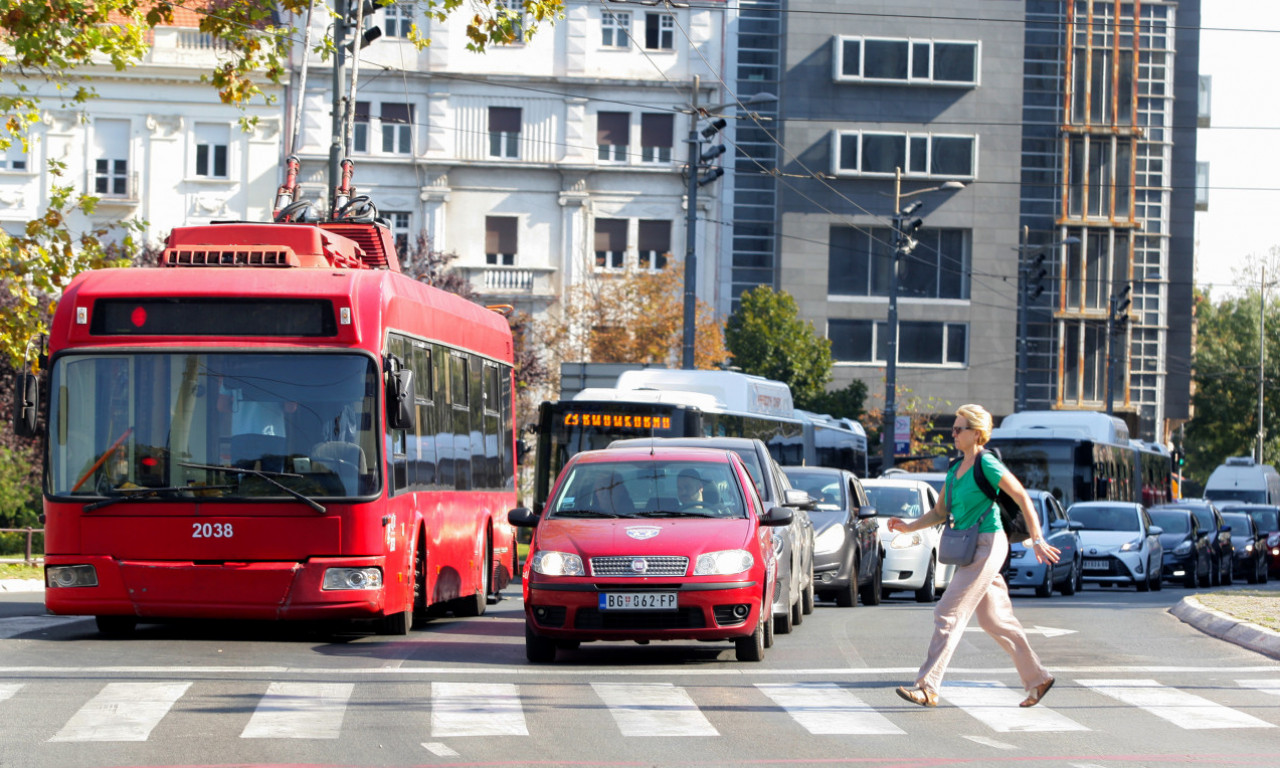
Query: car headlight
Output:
[[694, 549, 754, 576], [1241, 542, 1255, 554], [1174, 541, 1192, 555], [1120, 537, 1143, 552], [814, 525, 846, 555], [530, 550, 585, 577], [890, 532, 923, 549]]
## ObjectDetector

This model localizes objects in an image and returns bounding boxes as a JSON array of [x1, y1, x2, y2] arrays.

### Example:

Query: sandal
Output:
[[895, 685, 938, 708], [1020, 676, 1055, 708]]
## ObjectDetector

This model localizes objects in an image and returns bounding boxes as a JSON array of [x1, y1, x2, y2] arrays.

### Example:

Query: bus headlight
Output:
[[530, 551, 584, 577], [814, 526, 846, 555], [322, 567, 383, 590], [45, 565, 98, 588], [694, 550, 753, 576]]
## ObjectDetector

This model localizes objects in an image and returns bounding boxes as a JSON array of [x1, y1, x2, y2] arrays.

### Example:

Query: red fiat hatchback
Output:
[[509, 445, 795, 662]]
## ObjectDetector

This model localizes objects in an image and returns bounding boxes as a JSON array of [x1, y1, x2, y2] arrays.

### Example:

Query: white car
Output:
[[1070, 501, 1165, 591], [862, 478, 954, 602]]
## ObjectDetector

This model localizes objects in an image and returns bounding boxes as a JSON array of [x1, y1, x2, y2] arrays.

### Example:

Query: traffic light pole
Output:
[[882, 169, 905, 474], [681, 79, 701, 370], [329, 0, 348, 208]]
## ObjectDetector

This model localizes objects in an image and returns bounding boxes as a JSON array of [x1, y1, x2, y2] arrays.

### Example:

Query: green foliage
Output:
[[805, 380, 868, 422], [725, 286, 833, 407], [0, 445, 40, 531]]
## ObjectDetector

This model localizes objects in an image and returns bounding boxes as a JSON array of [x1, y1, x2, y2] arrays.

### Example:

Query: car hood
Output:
[[1079, 530, 1147, 552], [809, 510, 851, 534], [535, 518, 754, 557], [1158, 532, 1193, 549]]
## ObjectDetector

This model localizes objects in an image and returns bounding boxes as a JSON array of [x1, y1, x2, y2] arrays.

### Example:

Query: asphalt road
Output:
[[1, 583, 1278, 768]]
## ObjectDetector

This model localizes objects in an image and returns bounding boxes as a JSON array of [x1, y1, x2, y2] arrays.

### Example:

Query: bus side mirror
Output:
[[12, 371, 38, 438], [386, 369, 415, 430]]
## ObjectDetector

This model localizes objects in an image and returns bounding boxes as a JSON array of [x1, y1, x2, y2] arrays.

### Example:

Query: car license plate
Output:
[[1083, 559, 1108, 571], [599, 592, 677, 611]]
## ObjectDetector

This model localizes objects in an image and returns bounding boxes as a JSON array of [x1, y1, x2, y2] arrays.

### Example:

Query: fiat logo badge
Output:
[[631, 558, 648, 574], [626, 527, 660, 540]]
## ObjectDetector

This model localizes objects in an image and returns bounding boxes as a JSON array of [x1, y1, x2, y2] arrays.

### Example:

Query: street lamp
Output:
[[1015, 226, 1079, 413], [680, 81, 777, 369], [882, 167, 964, 473]]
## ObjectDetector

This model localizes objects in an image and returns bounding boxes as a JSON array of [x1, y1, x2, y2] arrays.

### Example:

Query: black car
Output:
[[1148, 504, 1213, 588], [1222, 510, 1270, 584], [783, 466, 882, 607], [1170, 499, 1234, 585], [1216, 503, 1280, 577]]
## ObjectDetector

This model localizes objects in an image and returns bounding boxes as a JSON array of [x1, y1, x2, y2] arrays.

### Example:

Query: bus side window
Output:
[[413, 341, 436, 489]]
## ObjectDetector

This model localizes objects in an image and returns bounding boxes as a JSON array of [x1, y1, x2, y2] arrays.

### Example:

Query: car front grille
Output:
[[574, 607, 707, 630], [590, 556, 689, 577]]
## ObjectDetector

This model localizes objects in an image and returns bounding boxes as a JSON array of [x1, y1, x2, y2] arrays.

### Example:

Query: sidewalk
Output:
[[1170, 591, 1280, 660], [0, 578, 43, 593]]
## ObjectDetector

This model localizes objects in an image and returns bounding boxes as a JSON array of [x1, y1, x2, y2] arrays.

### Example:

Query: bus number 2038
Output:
[[192, 522, 234, 538]]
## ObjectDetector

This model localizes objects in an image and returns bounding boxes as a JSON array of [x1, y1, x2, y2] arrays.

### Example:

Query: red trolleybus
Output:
[[12, 176, 517, 636]]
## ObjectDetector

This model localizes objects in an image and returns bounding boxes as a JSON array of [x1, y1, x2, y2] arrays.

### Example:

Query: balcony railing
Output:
[[458, 265, 556, 297]]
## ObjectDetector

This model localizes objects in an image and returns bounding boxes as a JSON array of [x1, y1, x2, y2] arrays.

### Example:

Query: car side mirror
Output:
[[12, 370, 38, 438], [760, 505, 793, 527], [1048, 519, 1068, 530], [857, 504, 878, 519], [386, 369, 415, 430], [508, 507, 539, 528], [1148, 525, 1164, 536], [1068, 520, 1084, 531], [782, 489, 810, 508]]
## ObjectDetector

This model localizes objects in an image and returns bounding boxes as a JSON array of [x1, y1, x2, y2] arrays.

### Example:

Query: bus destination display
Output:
[[563, 411, 673, 432]]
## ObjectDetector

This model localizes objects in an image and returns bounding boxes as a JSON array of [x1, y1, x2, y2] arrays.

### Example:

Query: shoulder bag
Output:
[[938, 469, 993, 566]]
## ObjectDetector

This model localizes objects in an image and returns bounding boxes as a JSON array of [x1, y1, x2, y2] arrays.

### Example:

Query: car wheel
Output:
[[763, 590, 776, 648], [1184, 557, 1198, 588], [791, 595, 804, 627], [1209, 555, 1221, 587], [1247, 557, 1260, 584], [774, 594, 795, 634], [1058, 558, 1078, 596], [1261, 560, 1270, 584], [525, 622, 557, 663], [454, 533, 491, 617], [836, 562, 858, 608], [1226, 558, 1235, 584], [1198, 555, 1212, 588], [915, 556, 937, 603], [860, 554, 883, 606], [1035, 566, 1053, 598], [802, 576, 816, 615], [736, 599, 767, 662], [1136, 566, 1151, 592]]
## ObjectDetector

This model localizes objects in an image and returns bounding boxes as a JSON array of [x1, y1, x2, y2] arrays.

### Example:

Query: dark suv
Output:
[[608, 436, 815, 638], [1165, 499, 1234, 585]]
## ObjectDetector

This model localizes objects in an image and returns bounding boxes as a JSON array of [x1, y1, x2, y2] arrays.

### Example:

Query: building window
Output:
[[1067, 135, 1133, 220], [644, 13, 674, 51], [384, 2, 413, 38], [1, 143, 28, 172], [1196, 161, 1209, 211], [602, 11, 630, 48], [92, 119, 130, 196], [353, 101, 370, 153], [835, 36, 979, 86], [496, 0, 525, 42], [597, 112, 629, 162], [640, 113, 673, 163], [829, 319, 967, 366], [488, 107, 521, 159], [594, 218, 628, 270], [832, 131, 975, 178], [385, 211, 411, 255], [193, 123, 229, 178], [638, 220, 671, 271], [486, 216, 518, 266], [381, 103, 413, 154], [828, 225, 969, 300]]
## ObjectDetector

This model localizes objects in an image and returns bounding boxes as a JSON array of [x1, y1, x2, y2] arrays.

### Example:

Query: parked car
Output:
[[609, 436, 815, 636], [782, 466, 882, 607], [1215, 503, 1280, 577], [1221, 510, 1270, 585], [1172, 499, 1234, 585], [509, 445, 798, 663], [1148, 504, 1213, 588], [880, 468, 947, 495], [1070, 501, 1165, 591], [1004, 490, 1084, 597], [862, 478, 953, 602]]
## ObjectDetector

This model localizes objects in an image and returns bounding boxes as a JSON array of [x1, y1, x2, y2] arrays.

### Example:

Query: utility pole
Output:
[[1107, 283, 1131, 415], [328, 0, 348, 209], [1259, 265, 1267, 463], [681, 77, 701, 370], [1015, 228, 1077, 413]]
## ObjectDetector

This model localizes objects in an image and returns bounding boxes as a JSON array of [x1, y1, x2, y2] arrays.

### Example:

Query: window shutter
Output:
[[640, 114, 673, 148], [638, 220, 670, 252], [596, 113, 630, 145], [594, 219, 627, 251], [381, 103, 413, 124], [489, 107, 521, 134], [486, 217, 518, 254]]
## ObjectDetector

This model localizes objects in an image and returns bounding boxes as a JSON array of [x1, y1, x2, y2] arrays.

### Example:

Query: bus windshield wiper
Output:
[[82, 485, 231, 513], [551, 509, 622, 519], [179, 462, 326, 514]]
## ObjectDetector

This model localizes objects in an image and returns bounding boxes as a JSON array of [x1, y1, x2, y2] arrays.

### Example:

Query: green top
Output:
[[945, 451, 1006, 533]]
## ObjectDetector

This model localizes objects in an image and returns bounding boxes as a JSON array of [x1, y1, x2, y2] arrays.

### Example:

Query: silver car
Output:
[[1071, 501, 1165, 591]]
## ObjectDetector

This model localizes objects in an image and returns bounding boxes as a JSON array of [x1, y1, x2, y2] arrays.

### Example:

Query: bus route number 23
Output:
[[192, 522, 234, 538]]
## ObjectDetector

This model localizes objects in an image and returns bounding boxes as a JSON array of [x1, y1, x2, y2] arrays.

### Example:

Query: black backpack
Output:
[[948, 449, 1031, 542]]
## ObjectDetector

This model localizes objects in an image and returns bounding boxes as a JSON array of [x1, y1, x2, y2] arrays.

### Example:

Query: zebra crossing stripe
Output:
[[240, 682, 354, 739], [755, 682, 904, 735], [431, 682, 528, 737], [1237, 679, 1280, 697], [0, 683, 23, 703], [592, 682, 717, 737], [1077, 678, 1275, 730], [50, 682, 191, 742], [940, 680, 1089, 733]]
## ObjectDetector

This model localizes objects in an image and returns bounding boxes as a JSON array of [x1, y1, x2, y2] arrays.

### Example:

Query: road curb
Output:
[[0, 579, 43, 593], [1170, 595, 1280, 660]]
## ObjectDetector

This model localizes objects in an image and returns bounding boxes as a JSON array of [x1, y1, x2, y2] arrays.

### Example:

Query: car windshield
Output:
[[1187, 507, 1215, 531], [1208, 489, 1268, 503], [1222, 513, 1253, 536], [1250, 509, 1280, 534], [550, 460, 746, 520], [1148, 509, 1190, 534], [47, 352, 379, 499], [864, 486, 923, 518], [785, 471, 843, 510], [1070, 505, 1140, 531]]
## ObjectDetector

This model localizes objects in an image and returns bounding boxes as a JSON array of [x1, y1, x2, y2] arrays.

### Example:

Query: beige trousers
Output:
[[915, 529, 1052, 695]]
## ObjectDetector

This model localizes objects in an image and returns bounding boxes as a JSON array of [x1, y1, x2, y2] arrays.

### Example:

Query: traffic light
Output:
[[345, 0, 383, 52], [895, 210, 923, 255], [1111, 284, 1132, 331], [696, 118, 728, 186], [1029, 252, 1049, 300]]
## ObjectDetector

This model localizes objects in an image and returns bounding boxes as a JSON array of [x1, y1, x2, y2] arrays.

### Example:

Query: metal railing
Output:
[[0, 528, 43, 564]]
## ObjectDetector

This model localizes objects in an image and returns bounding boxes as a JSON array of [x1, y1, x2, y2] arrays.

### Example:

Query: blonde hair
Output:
[[956, 404, 993, 445]]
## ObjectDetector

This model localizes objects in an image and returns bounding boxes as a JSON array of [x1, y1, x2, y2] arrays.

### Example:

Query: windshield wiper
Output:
[[178, 462, 326, 514], [82, 485, 232, 513], [551, 509, 622, 519], [636, 510, 718, 518]]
